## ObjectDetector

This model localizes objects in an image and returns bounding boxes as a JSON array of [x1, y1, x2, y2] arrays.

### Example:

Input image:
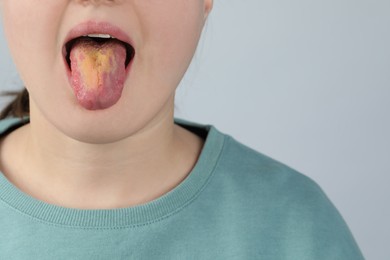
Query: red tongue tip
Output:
[[69, 39, 127, 110]]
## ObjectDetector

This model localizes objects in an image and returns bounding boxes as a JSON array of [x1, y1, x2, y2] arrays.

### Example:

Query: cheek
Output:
[[134, 1, 205, 91], [2, 3, 34, 67], [2, 2, 64, 84]]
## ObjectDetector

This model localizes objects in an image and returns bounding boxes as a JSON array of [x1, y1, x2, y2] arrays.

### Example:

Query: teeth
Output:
[[84, 34, 115, 39]]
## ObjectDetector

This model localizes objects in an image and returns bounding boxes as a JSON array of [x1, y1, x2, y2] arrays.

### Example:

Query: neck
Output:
[[1, 105, 203, 209]]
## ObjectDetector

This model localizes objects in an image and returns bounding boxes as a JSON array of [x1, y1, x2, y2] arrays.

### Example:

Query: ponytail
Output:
[[0, 88, 30, 119]]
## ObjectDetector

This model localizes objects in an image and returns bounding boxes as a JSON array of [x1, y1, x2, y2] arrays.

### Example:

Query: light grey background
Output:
[[1, 0, 389, 259]]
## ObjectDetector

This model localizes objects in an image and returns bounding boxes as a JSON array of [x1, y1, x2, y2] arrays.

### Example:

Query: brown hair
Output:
[[0, 88, 30, 119]]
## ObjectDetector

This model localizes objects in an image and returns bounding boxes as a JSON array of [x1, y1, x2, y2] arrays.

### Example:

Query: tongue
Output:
[[69, 38, 127, 110]]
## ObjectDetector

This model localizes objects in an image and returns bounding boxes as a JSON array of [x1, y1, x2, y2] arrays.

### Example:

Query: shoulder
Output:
[[216, 134, 339, 215], [210, 134, 364, 259], [216, 134, 322, 199]]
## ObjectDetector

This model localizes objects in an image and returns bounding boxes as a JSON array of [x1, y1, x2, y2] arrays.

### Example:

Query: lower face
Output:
[[0, 1, 210, 143]]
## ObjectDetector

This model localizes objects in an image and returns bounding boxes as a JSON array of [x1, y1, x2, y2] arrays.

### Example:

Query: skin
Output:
[[0, 0, 213, 209]]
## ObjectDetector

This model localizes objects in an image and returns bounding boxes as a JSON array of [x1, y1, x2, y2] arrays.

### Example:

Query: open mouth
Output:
[[63, 32, 135, 110], [64, 34, 135, 71]]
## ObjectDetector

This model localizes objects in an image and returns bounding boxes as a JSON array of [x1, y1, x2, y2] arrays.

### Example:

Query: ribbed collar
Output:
[[0, 118, 225, 229]]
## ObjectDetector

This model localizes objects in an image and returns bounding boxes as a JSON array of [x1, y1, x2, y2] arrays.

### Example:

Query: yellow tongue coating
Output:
[[79, 48, 118, 90]]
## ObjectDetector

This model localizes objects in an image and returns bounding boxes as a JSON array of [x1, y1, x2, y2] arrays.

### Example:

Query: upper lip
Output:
[[63, 21, 134, 47]]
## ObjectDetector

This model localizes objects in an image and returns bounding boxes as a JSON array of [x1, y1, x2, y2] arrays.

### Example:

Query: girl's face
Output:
[[0, 0, 212, 143]]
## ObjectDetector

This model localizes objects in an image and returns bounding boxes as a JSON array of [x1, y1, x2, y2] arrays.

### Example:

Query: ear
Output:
[[204, 0, 213, 20]]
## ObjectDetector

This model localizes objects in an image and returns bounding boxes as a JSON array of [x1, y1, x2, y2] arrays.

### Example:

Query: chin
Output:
[[30, 88, 171, 145], [62, 116, 134, 145], [33, 104, 134, 145], [61, 120, 136, 145]]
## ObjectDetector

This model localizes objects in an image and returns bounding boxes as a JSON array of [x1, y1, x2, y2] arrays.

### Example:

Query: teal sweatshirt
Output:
[[0, 118, 364, 259]]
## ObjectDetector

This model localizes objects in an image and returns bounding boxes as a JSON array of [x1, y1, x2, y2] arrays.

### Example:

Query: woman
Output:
[[0, 0, 363, 259]]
